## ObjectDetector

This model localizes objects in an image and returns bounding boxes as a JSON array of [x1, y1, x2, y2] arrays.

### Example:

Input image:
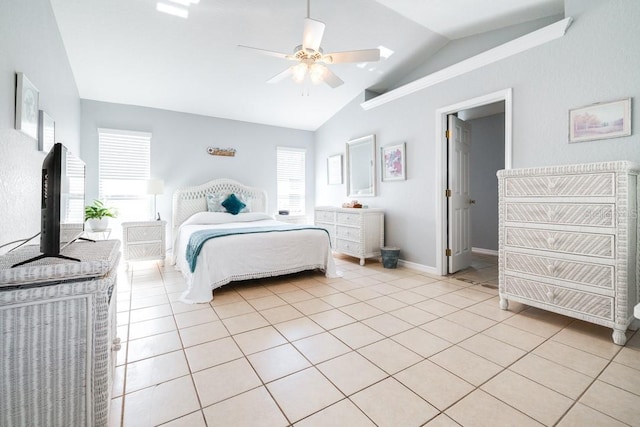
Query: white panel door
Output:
[[447, 115, 472, 273]]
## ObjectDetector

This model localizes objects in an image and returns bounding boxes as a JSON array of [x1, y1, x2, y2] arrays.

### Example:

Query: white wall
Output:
[[80, 100, 314, 245], [314, 0, 640, 269], [0, 0, 80, 252]]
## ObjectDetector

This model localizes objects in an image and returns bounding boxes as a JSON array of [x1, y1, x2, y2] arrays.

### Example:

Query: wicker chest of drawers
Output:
[[498, 162, 639, 345], [315, 207, 384, 265]]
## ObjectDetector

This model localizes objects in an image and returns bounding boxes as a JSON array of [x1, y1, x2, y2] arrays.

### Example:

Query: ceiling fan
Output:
[[238, 0, 380, 88]]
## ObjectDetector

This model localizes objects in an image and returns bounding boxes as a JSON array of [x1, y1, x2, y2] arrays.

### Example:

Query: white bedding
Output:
[[174, 212, 338, 303]]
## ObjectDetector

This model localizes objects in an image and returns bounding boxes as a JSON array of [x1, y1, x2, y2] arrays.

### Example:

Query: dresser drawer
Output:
[[336, 239, 361, 255], [504, 252, 614, 289], [336, 225, 361, 241], [506, 203, 614, 227], [315, 210, 335, 223], [336, 212, 361, 226], [504, 275, 613, 321], [505, 173, 615, 197], [126, 242, 164, 260], [126, 226, 163, 242], [505, 227, 614, 258]]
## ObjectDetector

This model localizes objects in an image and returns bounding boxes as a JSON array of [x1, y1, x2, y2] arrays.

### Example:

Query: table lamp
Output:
[[146, 179, 164, 220]]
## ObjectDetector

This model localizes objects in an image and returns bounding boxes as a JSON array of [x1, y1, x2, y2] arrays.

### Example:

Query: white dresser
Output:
[[0, 240, 121, 426], [315, 207, 384, 265], [498, 162, 639, 345], [122, 220, 166, 270]]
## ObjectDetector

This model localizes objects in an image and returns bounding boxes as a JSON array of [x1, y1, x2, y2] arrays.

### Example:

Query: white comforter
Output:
[[174, 212, 338, 303]]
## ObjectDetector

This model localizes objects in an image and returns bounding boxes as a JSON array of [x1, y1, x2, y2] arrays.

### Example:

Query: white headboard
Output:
[[171, 178, 268, 239]]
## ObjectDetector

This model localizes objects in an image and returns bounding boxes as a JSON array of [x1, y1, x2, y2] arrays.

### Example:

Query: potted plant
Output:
[[84, 200, 116, 232]]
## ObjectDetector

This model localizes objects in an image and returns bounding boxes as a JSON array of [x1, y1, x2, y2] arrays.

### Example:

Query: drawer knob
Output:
[[113, 337, 121, 345], [547, 237, 555, 247], [547, 264, 556, 274], [112, 343, 122, 351], [548, 181, 556, 189], [546, 291, 555, 302]]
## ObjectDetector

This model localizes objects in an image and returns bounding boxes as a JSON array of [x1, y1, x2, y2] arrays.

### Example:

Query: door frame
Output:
[[435, 88, 513, 276]]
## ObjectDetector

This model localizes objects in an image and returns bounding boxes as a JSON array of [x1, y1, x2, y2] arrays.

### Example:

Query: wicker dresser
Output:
[[497, 162, 639, 345], [0, 240, 121, 426], [315, 207, 384, 265]]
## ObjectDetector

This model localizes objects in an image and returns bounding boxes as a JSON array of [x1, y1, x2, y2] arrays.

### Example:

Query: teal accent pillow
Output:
[[222, 193, 246, 215]]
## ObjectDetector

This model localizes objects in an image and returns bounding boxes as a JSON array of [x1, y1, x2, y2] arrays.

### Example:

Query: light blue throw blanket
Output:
[[186, 224, 331, 273]]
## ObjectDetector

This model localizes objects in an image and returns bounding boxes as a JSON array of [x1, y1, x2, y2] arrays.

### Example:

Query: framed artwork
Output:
[[327, 154, 343, 185], [381, 142, 406, 181], [38, 110, 55, 152], [569, 98, 632, 143], [15, 72, 39, 139]]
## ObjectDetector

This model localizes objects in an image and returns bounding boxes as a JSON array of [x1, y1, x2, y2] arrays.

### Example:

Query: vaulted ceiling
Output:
[[50, 0, 564, 130]]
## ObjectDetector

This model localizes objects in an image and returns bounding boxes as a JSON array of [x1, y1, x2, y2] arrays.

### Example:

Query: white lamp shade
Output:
[[146, 179, 164, 195]]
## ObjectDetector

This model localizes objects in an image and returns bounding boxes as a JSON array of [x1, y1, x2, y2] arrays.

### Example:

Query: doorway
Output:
[[435, 89, 513, 276]]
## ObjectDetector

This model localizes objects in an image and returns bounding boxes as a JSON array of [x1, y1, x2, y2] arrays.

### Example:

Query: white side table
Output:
[[122, 220, 166, 270]]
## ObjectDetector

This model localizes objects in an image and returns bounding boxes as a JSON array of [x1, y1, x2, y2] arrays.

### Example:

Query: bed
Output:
[[170, 179, 338, 303]]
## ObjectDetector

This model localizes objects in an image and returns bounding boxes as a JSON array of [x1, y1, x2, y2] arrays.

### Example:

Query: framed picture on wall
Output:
[[381, 142, 406, 181], [38, 110, 55, 152], [569, 98, 632, 143], [327, 154, 343, 185], [15, 72, 39, 140]]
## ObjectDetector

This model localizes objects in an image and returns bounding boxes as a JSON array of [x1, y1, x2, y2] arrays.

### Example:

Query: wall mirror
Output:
[[346, 134, 376, 197]]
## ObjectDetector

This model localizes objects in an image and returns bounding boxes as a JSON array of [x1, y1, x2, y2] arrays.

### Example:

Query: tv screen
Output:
[[41, 143, 86, 256]]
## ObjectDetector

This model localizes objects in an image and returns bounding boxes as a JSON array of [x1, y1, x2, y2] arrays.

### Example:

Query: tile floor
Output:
[[109, 253, 640, 427]]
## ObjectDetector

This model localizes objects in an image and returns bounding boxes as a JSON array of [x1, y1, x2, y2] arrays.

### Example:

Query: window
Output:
[[98, 128, 151, 221], [276, 147, 306, 215], [64, 152, 86, 224]]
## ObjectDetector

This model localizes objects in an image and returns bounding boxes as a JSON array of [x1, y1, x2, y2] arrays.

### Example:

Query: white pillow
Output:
[[182, 211, 272, 226]]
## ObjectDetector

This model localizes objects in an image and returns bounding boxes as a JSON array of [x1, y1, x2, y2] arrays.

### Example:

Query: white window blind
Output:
[[63, 152, 86, 224], [276, 147, 306, 215], [98, 128, 151, 221]]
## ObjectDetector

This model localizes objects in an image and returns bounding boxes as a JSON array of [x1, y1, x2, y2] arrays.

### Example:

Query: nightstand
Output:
[[121, 220, 166, 270]]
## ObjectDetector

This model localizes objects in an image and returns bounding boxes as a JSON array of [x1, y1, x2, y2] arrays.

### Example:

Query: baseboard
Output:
[[397, 259, 441, 276], [472, 247, 499, 256]]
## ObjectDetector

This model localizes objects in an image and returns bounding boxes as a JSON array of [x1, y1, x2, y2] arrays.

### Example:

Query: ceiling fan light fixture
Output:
[[292, 63, 308, 82], [309, 63, 326, 84], [241, 0, 381, 89]]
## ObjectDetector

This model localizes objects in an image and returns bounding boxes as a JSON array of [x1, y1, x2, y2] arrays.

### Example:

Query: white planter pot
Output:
[[86, 218, 109, 232]]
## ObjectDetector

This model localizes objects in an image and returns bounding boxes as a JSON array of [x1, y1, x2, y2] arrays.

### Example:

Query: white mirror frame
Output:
[[346, 134, 376, 198]]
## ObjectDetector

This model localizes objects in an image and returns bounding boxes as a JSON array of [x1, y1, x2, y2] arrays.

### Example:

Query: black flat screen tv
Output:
[[12, 143, 86, 267]]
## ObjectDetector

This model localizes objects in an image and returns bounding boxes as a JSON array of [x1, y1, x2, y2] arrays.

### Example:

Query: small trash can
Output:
[[380, 246, 400, 269]]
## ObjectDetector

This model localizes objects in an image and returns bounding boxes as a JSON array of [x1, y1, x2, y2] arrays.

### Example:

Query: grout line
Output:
[[111, 256, 638, 426]]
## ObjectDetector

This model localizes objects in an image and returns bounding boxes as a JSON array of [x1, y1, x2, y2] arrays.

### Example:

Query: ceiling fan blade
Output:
[[322, 68, 343, 88], [302, 18, 325, 51], [238, 45, 294, 60], [322, 49, 381, 64], [267, 67, 294, 84]]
